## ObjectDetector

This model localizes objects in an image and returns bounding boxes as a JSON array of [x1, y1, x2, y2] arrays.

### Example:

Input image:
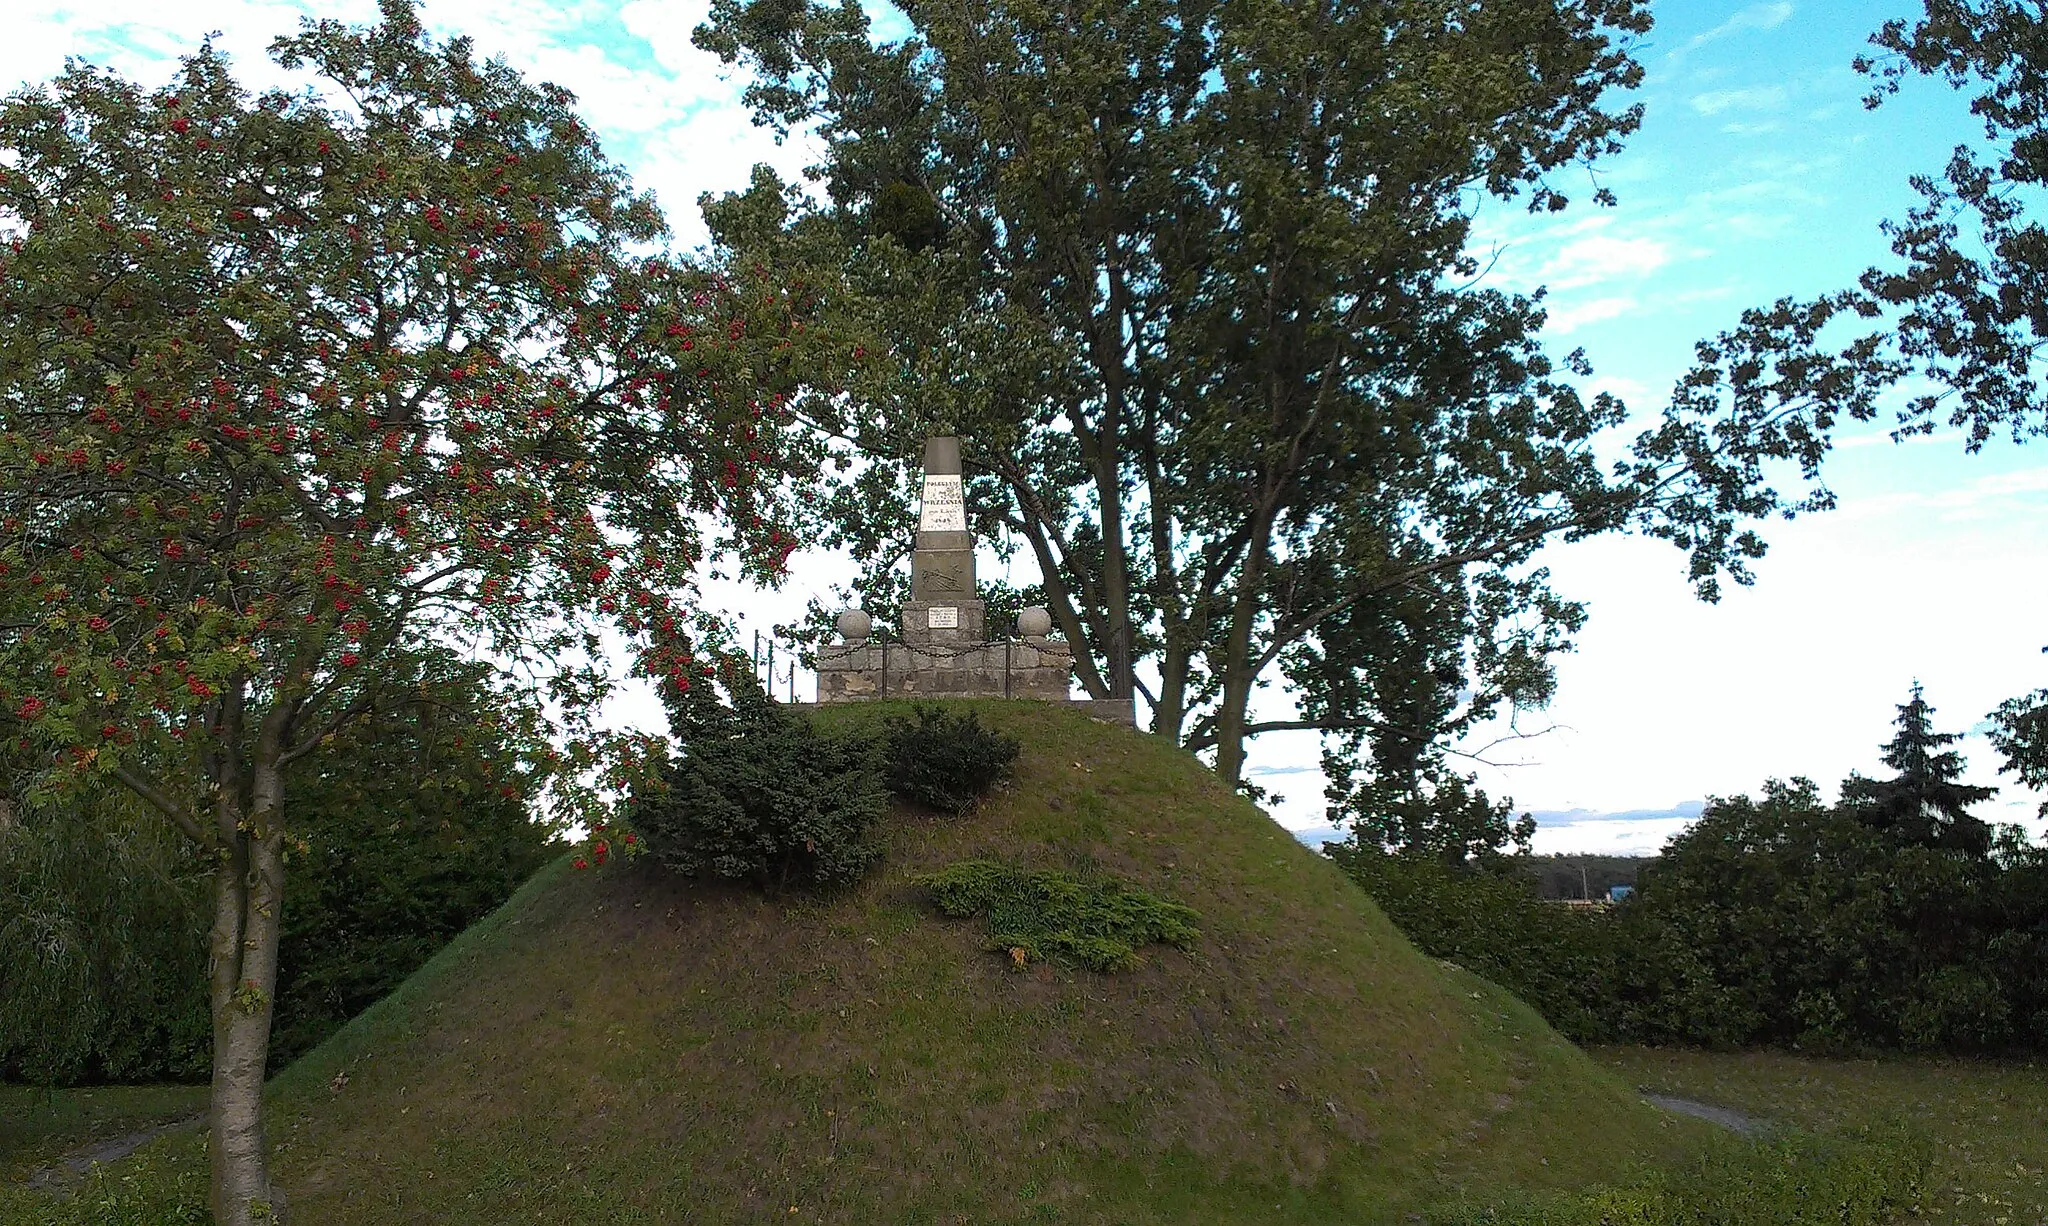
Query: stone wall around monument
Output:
[[816, 639, 1076, 704]]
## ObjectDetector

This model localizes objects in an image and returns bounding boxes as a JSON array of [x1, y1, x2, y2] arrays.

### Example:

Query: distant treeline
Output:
[[1510, 855, 1650, 901], [1332, 687, 2048, 1055]]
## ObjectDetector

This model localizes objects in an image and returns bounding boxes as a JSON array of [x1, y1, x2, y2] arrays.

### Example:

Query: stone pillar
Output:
[[811, 436, 1127, 720], [902, 435, 987, 645]]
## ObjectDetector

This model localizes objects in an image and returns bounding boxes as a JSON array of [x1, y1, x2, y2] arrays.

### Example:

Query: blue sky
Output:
[[8, 0, 2045, 853]]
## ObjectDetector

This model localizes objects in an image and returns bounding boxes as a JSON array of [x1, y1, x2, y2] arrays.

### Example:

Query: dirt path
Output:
[[21, 1114, 202, 1193], [1642, 1093, 1768, 1135]]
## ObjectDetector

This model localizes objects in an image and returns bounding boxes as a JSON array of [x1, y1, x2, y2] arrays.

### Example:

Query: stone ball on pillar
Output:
[[835, 608, 872, 643], [1017, 606, 1053, 640]]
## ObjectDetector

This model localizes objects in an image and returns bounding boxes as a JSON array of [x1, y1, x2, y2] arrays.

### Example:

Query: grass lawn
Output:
[[0, 1083, 206, 1183], [246, 701, 1713, 1224], [1591, 1045, 2048, 1226]]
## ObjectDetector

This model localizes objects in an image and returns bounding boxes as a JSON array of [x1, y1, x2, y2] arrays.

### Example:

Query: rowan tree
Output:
[[0, 4, 845, 1219]]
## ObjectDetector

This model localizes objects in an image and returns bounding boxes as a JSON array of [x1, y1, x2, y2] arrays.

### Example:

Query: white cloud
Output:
[[619, 0, 720, 75], [1673, 2, 1795, 60], [1587, 374, 1651, 406], [1544, 233, 1673, 288], [518, 42, 694, 133], [636, 104, 824, 248], [1530, 816, 1697, 857], [1691, 85, 1790, 116], [1546, 296, 1636, 334]]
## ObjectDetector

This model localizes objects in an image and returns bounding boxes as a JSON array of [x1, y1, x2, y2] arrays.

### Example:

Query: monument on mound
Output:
[[815, 437, 1134, 724]]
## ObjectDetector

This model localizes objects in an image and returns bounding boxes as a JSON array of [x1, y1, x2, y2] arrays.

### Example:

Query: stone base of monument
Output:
[[812, 436, 1136, 726], [813, 638, 1135, 725]]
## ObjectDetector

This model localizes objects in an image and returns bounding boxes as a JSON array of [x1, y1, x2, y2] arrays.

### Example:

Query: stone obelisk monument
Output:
[[812, 436, 1133, 723], [899, 436, 984, 646]]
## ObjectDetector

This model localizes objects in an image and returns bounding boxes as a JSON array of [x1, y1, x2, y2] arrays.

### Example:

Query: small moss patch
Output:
[[915, 858, 1200, 971]]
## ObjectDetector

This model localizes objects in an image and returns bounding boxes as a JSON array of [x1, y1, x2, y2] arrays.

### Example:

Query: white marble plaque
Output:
[[927, 605, 959, 629], [919, 475, 966, 532]]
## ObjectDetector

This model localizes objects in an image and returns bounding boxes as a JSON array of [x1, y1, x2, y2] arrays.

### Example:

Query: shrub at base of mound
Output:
[[883, 704, 1021, 814], [631, 689, 887, 891], [917, 858, 1199, 970]]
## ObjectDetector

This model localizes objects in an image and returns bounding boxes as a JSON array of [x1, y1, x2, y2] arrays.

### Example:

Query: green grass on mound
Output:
[[4, 701, 1718, 1224], [252, 701, 1708, 1223]]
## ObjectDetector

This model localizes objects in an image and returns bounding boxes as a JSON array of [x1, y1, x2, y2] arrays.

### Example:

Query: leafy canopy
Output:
[[696, 0, 1821, 800], [0, 0, 845, 825]]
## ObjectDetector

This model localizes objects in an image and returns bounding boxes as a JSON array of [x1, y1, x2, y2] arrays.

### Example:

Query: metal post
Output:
[[753, 629, 761, 689], [767, 639, 775, 698]]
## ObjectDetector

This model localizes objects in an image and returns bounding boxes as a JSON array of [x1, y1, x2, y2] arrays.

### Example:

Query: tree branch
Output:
[[113, 763, 211, 848]]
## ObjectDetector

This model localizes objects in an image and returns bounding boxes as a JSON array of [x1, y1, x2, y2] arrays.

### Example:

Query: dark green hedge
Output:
[[1330, 779, 2048, 1054]]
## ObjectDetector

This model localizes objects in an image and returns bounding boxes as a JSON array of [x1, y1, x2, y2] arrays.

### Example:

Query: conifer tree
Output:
[[1842, 683, 1996, 856]]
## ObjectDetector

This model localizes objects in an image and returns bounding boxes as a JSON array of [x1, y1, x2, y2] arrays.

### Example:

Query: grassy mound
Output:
[[259, 701, 1710, 1223]]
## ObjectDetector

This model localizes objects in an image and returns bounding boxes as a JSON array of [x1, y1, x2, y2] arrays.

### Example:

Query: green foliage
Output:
[[916, 859, 1198, 971], [882, 704, 1020, 814], [1335, 775, 2048, 1054], [1332, 686, 2048, 1056], [694, 0, 1796, 799], [0, 649, 557, 1084], [630, 682, 887, 891], [1434, 1127, 1931, 1226], [1329, 764, 1536, 869], [0, 0, 839, 1203], [270, 652, 558, 1062], [1325, 845, 1621, 1042], [1988, 686, 2048, 818], [1615, 780, 2039, 1052], [1839, 683, 1996, 855], [0, 791, 210, 1084], [0, 1136, 209, 1225]]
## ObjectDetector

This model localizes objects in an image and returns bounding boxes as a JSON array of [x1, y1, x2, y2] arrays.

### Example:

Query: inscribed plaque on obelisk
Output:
[[920, 475, 966, 532]]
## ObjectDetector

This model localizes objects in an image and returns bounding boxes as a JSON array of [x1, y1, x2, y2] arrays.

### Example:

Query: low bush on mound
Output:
[[624, 690, 1026, 893], [631, 685, 888, 891], [883, 704, 1020, 814], [917, 858, 1200, 970]]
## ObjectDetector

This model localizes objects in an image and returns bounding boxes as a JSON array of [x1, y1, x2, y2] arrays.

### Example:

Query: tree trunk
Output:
[[1153, 638, 1189, 744], [1213, 668, 1253, 786], [1212, 508, 1277, 786], [208, 750, 289, 1223], [1094, 453, 1134, 700]]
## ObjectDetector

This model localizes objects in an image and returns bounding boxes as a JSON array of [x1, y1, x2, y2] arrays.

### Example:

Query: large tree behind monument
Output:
[[699, 0, 1795, 792], [0, 5, 837, 1219]]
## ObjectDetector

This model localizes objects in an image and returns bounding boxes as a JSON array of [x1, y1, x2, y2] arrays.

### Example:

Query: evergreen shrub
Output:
[[632, 686, 887, 891], [883, 705, 1020, 814], [917, 859, 1199, 971]]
